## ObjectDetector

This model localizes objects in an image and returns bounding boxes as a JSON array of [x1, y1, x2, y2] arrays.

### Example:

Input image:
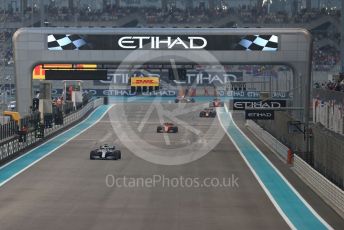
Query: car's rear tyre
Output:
[[174, 127, 178, 133], [200, 112, 204, 117], [157, 127, 162, 133], [90, 151, 96, 160], [175, 99, 179, 103]]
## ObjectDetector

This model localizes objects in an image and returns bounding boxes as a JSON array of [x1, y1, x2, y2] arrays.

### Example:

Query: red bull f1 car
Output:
[[209, 98, 224, 107], [200, 108, 217, 117], [90, 144, 121, 160], [157, 123, 178, 133]]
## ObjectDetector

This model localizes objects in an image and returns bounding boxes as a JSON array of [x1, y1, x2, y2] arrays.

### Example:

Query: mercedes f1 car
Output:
[[90, 144, 121, 160], [157, 123, 178, 133], [209, 98, 224, 107], [175, 96, 195, 103], [200, 108, 217, 117]]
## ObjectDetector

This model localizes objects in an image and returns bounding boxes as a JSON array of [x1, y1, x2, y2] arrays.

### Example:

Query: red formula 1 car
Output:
[[200, 108, 217, 117], [157, 123, 178, 133], [209, 98, 224, 107]]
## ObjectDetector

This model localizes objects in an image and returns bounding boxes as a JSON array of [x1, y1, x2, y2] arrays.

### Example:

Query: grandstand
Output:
[[0, 1, 341, 81]]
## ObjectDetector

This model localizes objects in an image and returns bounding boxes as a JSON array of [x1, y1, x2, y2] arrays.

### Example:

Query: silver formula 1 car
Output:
[[175, 96, 195, 103], [90, 144, 121, 160]]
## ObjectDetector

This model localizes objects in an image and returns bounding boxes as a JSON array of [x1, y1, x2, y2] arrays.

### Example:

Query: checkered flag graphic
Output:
[[47, 34, 87, 50], [237, 35, 278, 51]]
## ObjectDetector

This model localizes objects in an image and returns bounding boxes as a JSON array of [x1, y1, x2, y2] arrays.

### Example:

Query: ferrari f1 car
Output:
[[209, 98, 224, 107], [90, 144, 121, 160], [157, 123, 178, 133], [175, 96, 195, 103], [200, 108, 217, 117]]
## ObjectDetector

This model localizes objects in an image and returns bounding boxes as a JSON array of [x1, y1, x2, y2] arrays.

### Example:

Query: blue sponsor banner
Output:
[[217, 90, 289, 99], [51, 89, 289, 99], [93, 72, 244, 86], [51, 89, 177, 97]]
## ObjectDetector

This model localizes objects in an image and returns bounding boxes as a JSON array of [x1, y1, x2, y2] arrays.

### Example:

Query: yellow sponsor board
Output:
[[33, 65, 46, 80], [32, 64, 98, 80], [130, 77, 160, 87], [43, 64, 72, 69]]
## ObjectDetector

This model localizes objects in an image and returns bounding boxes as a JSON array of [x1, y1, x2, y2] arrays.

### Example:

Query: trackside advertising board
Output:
[[245, 110, 275, 120], [47, 34, 278, 51], [130, 77, 160, 87], [232, 99, 286, 110]]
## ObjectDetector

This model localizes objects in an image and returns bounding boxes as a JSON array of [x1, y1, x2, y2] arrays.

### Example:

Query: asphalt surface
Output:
[[0, 103, 320, 230]]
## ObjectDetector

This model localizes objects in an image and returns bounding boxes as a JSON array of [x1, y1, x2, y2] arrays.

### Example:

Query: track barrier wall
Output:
[[0, 121, 18, 141], [246, 120, 344, 219], [312, 124, 344, 189], [293, 155, 344, 219], [255, 111, 310, 162], [0, 98, 103, 164]]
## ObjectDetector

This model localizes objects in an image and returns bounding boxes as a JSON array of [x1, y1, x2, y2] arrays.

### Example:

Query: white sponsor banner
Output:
[[95, 72, 243, 85], [313, 99, 344, 135]]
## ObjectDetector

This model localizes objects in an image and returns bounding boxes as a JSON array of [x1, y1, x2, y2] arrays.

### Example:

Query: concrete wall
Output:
[[257, 111, 344, 189], [256, 111, 311, 161], [258, 89, 344, 189], [312, 124, 344, 189]]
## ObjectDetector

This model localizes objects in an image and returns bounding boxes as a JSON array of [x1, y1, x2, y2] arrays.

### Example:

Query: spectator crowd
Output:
[[0, 3, 341, 25], [0, 4, 341, 71], [314, 79, 344, 92], [313, 46, 340, 71]]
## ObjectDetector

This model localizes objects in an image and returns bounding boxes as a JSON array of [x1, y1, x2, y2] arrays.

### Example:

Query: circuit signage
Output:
[[47, 34, 278, 51], [233, 99, 286, 110], [245, 110, 275, 120], [130, 77, 160, 87]]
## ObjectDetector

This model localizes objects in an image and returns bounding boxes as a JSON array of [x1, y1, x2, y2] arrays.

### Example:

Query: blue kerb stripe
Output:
[[0, 105, 111, 185], [218, 108, 329, 230]]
